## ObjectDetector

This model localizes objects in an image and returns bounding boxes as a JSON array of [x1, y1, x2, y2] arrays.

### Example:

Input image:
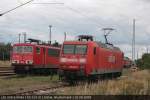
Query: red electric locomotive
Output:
[[11, 39, 60, 74], [59, 35, 124, 80], [124, 57, 132, 68]]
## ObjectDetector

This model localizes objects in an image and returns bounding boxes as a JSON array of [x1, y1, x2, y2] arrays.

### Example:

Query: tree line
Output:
[[136, 53, 150, 69], [0, 43, 12, 61]]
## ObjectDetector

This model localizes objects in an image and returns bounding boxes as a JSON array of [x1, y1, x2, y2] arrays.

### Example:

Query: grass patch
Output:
[[0, 69, 149, 95], [57, 70, 150, 95], [0, 61, 11, 67]]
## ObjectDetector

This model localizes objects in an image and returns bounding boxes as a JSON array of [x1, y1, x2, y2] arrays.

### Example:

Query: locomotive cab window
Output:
[[63, 44, 87, 55], [36, 47, 40, 54], [24, 46, 33, 53], [13, 46, 23, 53], [13, 46, 32, 53], [48, 48, 60, 57], [75, 45, 87, 55], [63, 45, 75, 54]]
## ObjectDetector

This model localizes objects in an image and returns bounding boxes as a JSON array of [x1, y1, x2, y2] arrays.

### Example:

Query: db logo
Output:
[[72, 56, 76, 58], [108, 56, 115, 63]]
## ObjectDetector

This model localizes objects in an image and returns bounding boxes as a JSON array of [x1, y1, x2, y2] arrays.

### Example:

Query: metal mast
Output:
[[23, 32, 27, 43], [132, 19, 136, 63], [64, 32, 67, 41], [18, 33, 21, 43], [49, 25, 52, 44]]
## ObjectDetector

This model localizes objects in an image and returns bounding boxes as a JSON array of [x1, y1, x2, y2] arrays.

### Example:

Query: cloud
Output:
[[0, 0, 150, 59]]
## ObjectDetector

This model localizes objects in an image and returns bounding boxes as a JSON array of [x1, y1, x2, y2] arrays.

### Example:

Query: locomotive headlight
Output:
[[60, 58, 67, 63], [79, 58, 86, 63], [12, 60, 19, 64], [12, 60, 15, 64], [80, 66, 85, 69], [26, 60, 33, 64]]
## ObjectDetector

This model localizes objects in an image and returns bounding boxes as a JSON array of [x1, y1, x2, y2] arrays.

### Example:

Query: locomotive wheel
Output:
[[87, 75, 98, 83], [111, 72, 122, 78], [116, 72, 122, 77], [14, 68, 26, 74]]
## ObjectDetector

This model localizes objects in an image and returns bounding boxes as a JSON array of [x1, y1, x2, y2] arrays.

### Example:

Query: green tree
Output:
[[136, 53, 150, 69], [0, 43, 12, 61]]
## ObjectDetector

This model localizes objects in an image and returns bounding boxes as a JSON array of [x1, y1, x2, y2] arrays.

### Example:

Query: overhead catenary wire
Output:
[[17, 0, 24, 4], [32, 3, 64, 5], [30, 2, 103, 28], [63, 5, 103, 28], [0, 0, 105, 29], [29, 1, 105, 32], [63, 5, 115, 42], [30, 2, 105, 40], [0, 0, 34, 16], [0, 1, 108, 42]]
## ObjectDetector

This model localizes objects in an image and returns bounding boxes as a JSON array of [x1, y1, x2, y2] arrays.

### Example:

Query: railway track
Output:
[[11, 76, 128, 95], [0, 67, 16, 76], [9, 82, 69, 95]]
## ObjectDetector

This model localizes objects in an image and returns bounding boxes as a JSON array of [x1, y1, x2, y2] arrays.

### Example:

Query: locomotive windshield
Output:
[[75, 45, 87, 54], [63, 44, 87, 55], [13, 46, 33, 53], [24, 46, 33, 53]]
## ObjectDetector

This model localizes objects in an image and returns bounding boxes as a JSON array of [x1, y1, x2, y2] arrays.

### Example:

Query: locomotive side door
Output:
[[93, 46, 99, 71], [43, 48, 46, 67]]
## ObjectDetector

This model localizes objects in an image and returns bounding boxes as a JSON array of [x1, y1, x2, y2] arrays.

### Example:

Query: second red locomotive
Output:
[[59, 35, 124, 80], [124, 57, 132, 68], [11, 39, 60, 74]]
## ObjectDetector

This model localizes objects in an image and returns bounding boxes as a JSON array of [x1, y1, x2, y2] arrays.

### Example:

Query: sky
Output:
[[0, 0, 150, 59]]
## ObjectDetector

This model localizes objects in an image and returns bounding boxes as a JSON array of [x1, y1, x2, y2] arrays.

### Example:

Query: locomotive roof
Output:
[[63, 41, 88, 44], [13, 43, 60, 49], [63, 41, 121, 51], [96, 41, 121, 51]]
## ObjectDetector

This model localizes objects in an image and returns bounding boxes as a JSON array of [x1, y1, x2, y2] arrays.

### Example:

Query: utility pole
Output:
[[132, 19, 136, 64], [64, 32, 67, 41], [146, 46, 149, 54], [49, 25, 52, 44], [23, 32, 27, 43], [18, 33, 21, 43], [137, 49, 139, 60], [2, 52, 5, 61]]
